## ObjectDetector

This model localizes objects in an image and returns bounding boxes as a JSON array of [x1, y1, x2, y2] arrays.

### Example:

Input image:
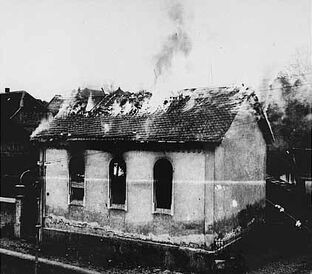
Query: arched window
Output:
[[109, 157, 126, 206], [69, 151, 85, 204], [153, 158, 173, 210]]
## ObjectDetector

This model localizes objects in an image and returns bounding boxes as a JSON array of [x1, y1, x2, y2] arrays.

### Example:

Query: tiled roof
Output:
[[32, 87, 253, 143]]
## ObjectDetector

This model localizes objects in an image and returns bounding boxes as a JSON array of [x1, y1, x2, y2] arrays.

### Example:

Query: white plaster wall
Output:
[[214, 110, 267, 224], [204, 149, 215, 237], [44, 148, 210, 245], [124, 151, 206, 225], [84, 150, 110, 214], [45, 149, 68, 211], [124, 151, 154, 224], [169, 152, 205, 222]]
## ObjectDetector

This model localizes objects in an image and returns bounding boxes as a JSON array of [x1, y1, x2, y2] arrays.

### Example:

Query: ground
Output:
[[241, 226, 312, 274], [248, 256, 312, 274], [1, 223, 312, 273]]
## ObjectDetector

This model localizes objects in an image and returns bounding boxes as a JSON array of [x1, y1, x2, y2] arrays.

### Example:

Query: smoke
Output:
[[153, 2, 192, 84], [55, 89, 81, 117], [30, 113, 53, 138]]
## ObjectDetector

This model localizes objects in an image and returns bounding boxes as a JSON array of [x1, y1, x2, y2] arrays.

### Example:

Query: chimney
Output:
[[5, 88, 10, 93]]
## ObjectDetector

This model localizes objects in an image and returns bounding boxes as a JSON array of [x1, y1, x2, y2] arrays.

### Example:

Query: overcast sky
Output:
[[0, 0, 311, 100]]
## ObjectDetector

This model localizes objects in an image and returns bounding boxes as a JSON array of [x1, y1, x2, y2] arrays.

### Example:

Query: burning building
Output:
[[31, 86, 273, 268]]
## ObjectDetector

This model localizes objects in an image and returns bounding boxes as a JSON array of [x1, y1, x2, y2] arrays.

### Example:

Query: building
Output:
[[31, 86, 273, 253], [292, 148, 312, 214], [1, 89, 49, 237], [46, 94, 64, 116], [46, 88, 105, 116], [1, 89, 49, 197], [266, 147, 311, 221]]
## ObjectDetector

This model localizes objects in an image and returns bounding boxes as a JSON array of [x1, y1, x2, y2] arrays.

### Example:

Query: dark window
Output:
[[69, 151, 85, 204], [154, 158, 173, 210], [109, 157, 126, 205]]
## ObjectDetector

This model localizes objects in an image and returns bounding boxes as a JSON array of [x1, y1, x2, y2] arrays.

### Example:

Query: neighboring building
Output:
[[46, 95, 64, 116], [267, 147, 311, 209], [46, 88, 105, 116], [292, 148, 312, 211], [1, 89, 49, 197], [32, 86, 273, 250], [1, 89, 50, 237]]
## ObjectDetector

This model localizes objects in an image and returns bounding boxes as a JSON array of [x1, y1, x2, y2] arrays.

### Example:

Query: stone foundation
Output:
[[41, 228, 216, 273]]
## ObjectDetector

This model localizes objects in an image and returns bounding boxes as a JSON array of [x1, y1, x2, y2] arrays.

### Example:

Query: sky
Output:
[[0, 0, 311, 101]]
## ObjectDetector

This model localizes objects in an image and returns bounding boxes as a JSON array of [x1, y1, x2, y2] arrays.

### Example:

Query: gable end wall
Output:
[[213, 110, 266, 237]]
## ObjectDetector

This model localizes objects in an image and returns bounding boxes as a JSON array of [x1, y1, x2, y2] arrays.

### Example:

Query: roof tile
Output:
[[32, 87, 249, 143]]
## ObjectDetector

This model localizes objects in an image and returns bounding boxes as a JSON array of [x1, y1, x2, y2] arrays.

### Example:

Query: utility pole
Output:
[[19, 168, 40, 273], [34, 159, 45, 274], [34, 192, 40, 274]]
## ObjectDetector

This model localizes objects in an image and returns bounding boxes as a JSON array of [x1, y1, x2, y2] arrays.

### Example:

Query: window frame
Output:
[[68, 151, 86, 206], [152, 157, 174, 215], [108, 156, 127, 211]]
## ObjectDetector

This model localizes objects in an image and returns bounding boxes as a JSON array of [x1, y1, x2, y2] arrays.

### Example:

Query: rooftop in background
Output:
[[1, 89, 49, 133], [46, 88, 105, 116], [32, 86, 273, 144], [46, 95, 64, 116]]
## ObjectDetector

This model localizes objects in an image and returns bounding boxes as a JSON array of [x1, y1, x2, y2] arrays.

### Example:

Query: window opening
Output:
[[154, 158, 173, 210], [109, 157, 126, 205], [69, 151, 85, 204]]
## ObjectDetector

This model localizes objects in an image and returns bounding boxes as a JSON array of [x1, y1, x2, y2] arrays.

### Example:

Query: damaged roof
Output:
[[31, 86, 271, 143]]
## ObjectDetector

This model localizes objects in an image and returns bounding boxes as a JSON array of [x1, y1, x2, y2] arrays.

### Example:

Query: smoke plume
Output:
[[30, 113, 53, 138], [153, 2, 192, 83]]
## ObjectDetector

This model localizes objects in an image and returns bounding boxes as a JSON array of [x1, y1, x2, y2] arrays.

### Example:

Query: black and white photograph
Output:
[[0, 0, 311, 273]]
